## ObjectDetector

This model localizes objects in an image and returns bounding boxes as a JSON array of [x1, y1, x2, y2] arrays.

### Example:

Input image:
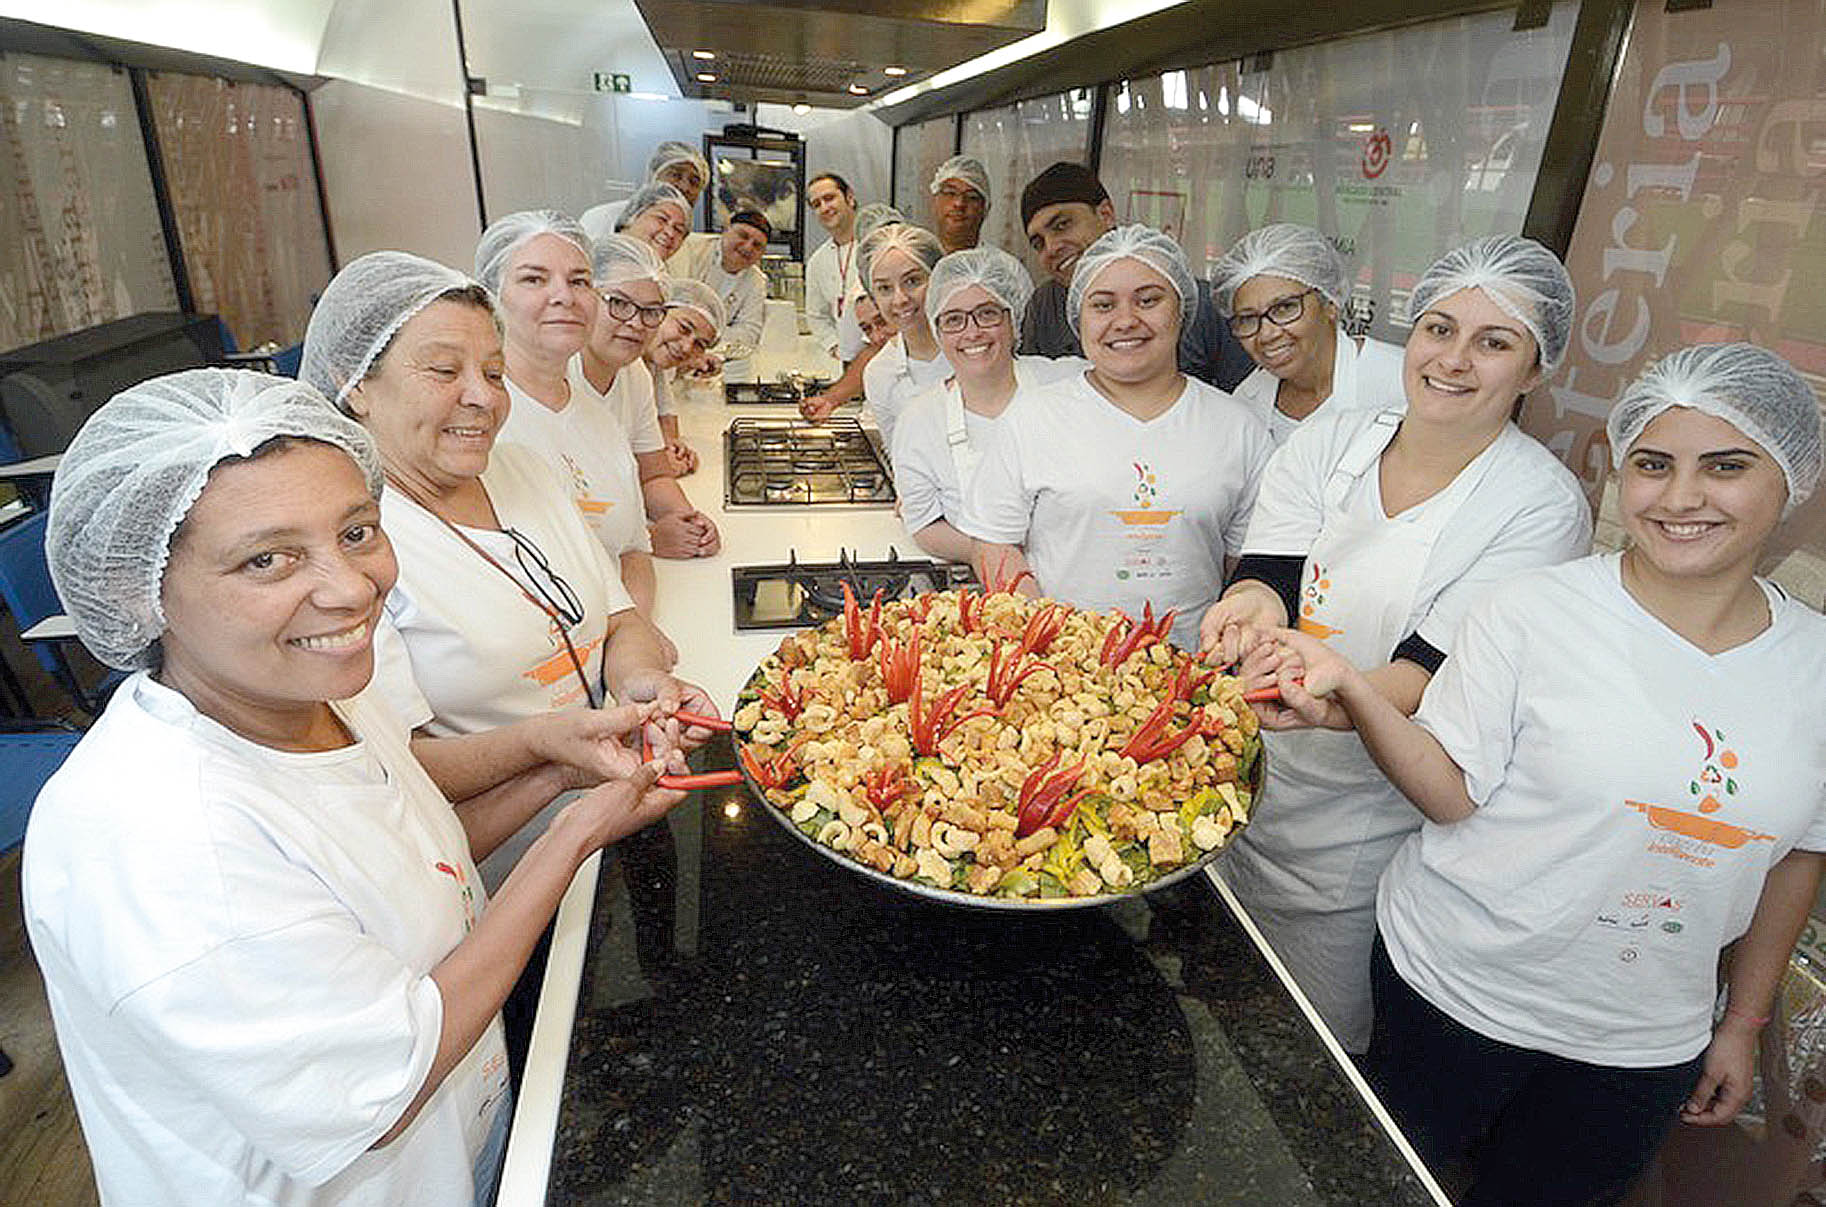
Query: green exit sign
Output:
[[593, 72, 631, 93]]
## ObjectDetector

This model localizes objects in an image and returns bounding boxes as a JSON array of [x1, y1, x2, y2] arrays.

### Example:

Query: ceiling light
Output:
[[847, 83, 869, 95], [884, 65, 908, 77], [697, 72, 718, 83], [792, 102, 811, 115], [691, 49, 715, 60]]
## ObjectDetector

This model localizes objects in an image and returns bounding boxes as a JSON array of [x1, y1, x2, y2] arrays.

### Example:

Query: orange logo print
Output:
[[1624, 720, 1773, 851], [1110, 461, 1182, 527], [1297, 561, 1342, 639]]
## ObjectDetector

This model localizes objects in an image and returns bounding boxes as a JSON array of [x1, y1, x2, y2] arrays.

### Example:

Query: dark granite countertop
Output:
[[546, 768, 1437, 1206]]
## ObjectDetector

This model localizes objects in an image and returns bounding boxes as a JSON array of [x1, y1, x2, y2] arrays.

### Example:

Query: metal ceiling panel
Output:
[[637, 0, 1045, 107]]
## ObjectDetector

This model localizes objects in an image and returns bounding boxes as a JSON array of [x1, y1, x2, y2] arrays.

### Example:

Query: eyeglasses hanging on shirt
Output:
[[388, 475, 604, 709]]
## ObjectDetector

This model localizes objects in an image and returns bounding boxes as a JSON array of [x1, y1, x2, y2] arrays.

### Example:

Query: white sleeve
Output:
[[1415, 484, 1593, 653], [111, 866, 445, 1182], [890, 408, 947, 534], [958, 420, 1034, 545], [1239, 420, 1325, 557], [805, 246, 838, 356], [837, 306, 866, 362], [651, 366, 676, 417], [620, 369, 665, 455], [723, 270, 766, 356], [1220, 412, 1276, 558], [367, 613, 434, 731], [1413, 592, 1526, 808]]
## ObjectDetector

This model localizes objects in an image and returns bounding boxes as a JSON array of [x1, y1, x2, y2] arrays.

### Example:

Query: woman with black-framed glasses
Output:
[[1210, 224, 1405, 445], [889, 247, 1083, 563]]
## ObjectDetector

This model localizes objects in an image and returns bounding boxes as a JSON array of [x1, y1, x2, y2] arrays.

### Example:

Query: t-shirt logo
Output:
[[434, 860, 478, 932], [1297, 561, 1343, 639], [563, 453, 611, 516], [1109, 461, 1182, 528], [1624, 718, 1773, 854]]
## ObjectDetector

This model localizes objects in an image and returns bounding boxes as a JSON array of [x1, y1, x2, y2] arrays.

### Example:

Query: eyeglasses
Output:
[[936, 185, 984, 205], [601, 292, 667, 328], [1227, 287, 1319, 338], [503, 526, 586, 628], [934, 303, 1010, 335]]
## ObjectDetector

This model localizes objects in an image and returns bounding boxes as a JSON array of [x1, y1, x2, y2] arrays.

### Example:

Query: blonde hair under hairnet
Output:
[[1066, 225, 1197, 337], [859, 223, 944, 293], [47, 368, 382, 670], [663, 276, 727, 334], [853, 203, 905, 248], [474, 209, 591, 295], [1607, 342, 1825, 516], [300, 251, 483, 408], [613, 183, 691, 234], [925, 246, 1034, 326], [592, 233, 664, 288], [1408, 235, 1575, 370], [1210, 224, 1349, 315]]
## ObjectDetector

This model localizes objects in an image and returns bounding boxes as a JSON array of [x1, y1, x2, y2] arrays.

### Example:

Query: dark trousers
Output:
[[1366, 934, 1704, 1207]]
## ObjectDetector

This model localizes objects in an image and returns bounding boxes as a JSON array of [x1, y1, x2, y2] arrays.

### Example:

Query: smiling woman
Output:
[[23, 368, 685, 1206]]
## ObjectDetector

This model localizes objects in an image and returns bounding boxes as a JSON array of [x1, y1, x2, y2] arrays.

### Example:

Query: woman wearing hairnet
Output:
[[22, 368, 687, 1205], [643, 276, 730, 485], [573, 234, 721, 562], [890, 247, 1083, 562], [1256, 343, 1826, 1204], [1201, 235, 1592, 1055], [613, 182, 694, 265], [1211, 223, 1405, 444], [857, 222, 951, 450], [302, 244, 715, 886], [579, 142, 708, 245], [962, 225, 1274, 649]]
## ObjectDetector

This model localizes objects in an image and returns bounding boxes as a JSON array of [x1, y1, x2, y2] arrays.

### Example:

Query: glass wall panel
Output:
[[960, 88, 1095, 268], [147, 73, 333, 349], [892, 116, 956, 220], [0, 52, 179, 353], [1099, 5, 1576, 345]]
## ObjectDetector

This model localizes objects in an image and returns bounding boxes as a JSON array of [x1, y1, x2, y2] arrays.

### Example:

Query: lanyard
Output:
[[835, 239, 854, 317], [388, 475, 604, 709]]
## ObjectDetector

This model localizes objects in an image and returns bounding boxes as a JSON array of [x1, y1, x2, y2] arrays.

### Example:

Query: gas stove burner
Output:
[[731, 548, 981, 630], [725, 378, 832, 405], [724, 416, 895, 509]]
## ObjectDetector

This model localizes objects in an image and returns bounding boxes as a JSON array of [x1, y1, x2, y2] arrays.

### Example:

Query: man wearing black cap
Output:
[[675, 209, 772, 363], [1019, 161, 1253, 391]]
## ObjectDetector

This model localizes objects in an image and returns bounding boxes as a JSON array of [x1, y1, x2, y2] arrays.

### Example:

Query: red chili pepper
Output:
[[1016, 602, 1068, 658], [1015, 756, 1089, 838], [843, 582, 885, 660], [1042, 786, 1095, 832], [985, 550, 1036, 596], [908, 675, 994, 757], [739, 743, 799, 790], [984, 643, 1057, 709], [1169, 659, 1217, 703], [877, 627, 922, 705], [672, 709, 731, 732], [658, 769, 745, 790], [955, 589, 985, 635], [1242, 678, 1304, 704], [1118, 695, 1212, 764], [863, 762, 910, 813], [758, 673, 805, 722]]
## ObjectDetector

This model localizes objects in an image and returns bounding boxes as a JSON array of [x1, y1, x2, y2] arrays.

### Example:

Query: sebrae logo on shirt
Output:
[[1297, 561, 1343, 639], [1109, 461, 1182, 528], [563, 453, 610, 515], [434, 860, 479, 932], [1624, 720, 1774, 864]]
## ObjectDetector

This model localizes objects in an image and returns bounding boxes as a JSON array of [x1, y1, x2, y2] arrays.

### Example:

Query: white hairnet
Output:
[[1066, 224, 1197, 337], [929, 155, 990, 202], [860, 223, 944, 291], [853, 203, 905, 247], [648, 140, 708, 185], [47, 368, 382, 671], [474, 209, 591, 295], [613, 183, 691, 233], [925, 246, 1034, 326], [663, 276, 727, 334], [592, 232, 663, 288], [300, 251, 482, 408], [1210, 223, 1349, 315], [1409, 235, 1575, 371], [1607, 342, 1825, 516]]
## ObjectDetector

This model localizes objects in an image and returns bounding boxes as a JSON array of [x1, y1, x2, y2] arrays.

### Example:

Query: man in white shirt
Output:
[[673, 209, 771, 364], [804, 172, 861, 362]]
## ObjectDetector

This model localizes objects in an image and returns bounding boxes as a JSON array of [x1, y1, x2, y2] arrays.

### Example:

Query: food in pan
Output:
[[731, 586, 1261, 902]]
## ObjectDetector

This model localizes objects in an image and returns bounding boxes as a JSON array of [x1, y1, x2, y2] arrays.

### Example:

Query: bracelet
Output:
[[1725, 1005, 1772, 1028]]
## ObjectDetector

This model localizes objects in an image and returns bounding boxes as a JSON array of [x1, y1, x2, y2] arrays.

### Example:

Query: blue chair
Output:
[[0, 512, 119, 715], [0, 721, 81, 1076]]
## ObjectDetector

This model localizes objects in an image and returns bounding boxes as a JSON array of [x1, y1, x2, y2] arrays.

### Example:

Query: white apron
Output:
[[1217, 408, 1497, 1051], [941, 359, 1057, 485]]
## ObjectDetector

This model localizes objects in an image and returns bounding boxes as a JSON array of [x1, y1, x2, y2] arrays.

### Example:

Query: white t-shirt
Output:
[[862, 334, 952, 452], [579, 200, 627, 246], [23, 673, 507, 1206], [1229, 330, 1406, 445], [382, 444, 635, 735], [962, 371, 1274, 650], [890, 356, 1086, 537], [1381, 553, 1826, 1067], [805, 235, 860, 359], [675, 233, 766, 360], [598, 359, 666, 455], [499, 369, 651, 557]]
